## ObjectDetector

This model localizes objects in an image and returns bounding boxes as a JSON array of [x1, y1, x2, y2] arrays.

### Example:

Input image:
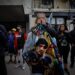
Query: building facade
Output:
[[25, 0, 75, 31], [0, 0, 75, 31]]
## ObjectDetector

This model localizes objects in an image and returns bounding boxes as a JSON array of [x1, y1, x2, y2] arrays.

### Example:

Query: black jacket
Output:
[[69, 29, 75, 44], [0, 25, 7, 56]]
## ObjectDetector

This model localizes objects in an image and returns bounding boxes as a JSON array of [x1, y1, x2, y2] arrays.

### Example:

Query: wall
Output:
[[0, 0, 72, 31], [0, 0, 32, 14], [23, 0, 32, 14], [0, 0, 31, 32], [54, 0, 69, 9], [0, 0, 23, 5]]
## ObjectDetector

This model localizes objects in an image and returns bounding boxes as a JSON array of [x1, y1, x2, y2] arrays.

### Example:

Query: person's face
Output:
[[36, 44, 47, 55], [36, 17, 46, 24], [8, 31, 11, 33]]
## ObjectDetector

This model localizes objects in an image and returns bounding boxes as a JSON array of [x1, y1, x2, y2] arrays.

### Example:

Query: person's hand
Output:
[[31, 62, 38, 65], [65, 30, 69, 33], [42, 53, 46, 58]]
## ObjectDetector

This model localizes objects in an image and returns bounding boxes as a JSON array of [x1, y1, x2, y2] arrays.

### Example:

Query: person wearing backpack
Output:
[[8, 30, 15, 63]]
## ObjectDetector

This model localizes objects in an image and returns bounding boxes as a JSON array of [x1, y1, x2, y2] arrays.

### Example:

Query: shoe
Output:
[[15, 64, 22, 69], [15, 65, 20, 68], [70, 64, 74, 68], [64, 68, 70, 75], [13, 60, 17, 64], [18, 60, 20, 63], [21, 66, 25, 70], [8, 60, 13, 64]]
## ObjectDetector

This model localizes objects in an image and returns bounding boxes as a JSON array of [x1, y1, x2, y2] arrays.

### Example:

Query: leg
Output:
[[70, 46, 75, 68], [0, 55, 7, 75], [13, 49, 17, 64], [8, 54, 13, 63], [63, 48, 70, 75]]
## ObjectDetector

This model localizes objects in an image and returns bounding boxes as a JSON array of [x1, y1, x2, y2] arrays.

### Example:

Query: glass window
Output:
[[56, 18, 64, 24]]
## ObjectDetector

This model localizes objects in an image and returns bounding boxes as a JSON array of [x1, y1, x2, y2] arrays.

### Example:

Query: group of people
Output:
[[7, 26, 27, 69], [0, 25, 27, 75], [0, 12, 75, 75], [22, 13, 75, 75]]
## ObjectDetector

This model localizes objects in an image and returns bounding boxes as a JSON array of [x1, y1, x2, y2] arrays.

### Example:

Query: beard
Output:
[[38, 50, 44, 56]]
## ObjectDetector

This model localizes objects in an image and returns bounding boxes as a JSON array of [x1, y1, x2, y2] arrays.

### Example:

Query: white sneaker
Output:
[[22, 66, 25, 70], [15, 65, 20, 68]]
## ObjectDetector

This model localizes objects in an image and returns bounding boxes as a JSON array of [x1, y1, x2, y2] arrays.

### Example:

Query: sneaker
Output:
[[13, 60, 17, 64], [22, 66, 25, 70], [15, 64, 22, 68], [18, 60, 20, 63], [15, 65, 20, 68], [70, 64, 74, 68], [7, 60, 13, 64], [64, 68, 70, 75]]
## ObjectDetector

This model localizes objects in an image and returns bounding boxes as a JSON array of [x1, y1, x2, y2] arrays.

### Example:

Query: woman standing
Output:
[[57, 24, 70, 75]]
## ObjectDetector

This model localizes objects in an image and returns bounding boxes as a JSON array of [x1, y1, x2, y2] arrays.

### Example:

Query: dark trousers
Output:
[[70, 46, 75, 65], [0, 55, 7, 75], [59, 46, 70, 64]]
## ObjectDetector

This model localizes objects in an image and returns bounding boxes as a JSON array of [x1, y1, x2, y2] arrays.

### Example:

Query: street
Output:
[[5, 55, 31, 75], [5, 51, 75, 75]]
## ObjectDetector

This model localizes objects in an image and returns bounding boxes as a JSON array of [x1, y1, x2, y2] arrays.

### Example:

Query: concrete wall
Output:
[[0, 0, 32, 32], [0, 0, 23, 5], [0, 0, 72, 31], [0, 0, 32, 14], [54, 0, 69, 9], [0, 0, 70, 13], [23, 0, 32, 14]]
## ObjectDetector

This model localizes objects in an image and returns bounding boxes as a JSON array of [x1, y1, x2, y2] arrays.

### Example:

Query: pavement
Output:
[[5, 55, 31, 75], [5, 51, 75, 75]]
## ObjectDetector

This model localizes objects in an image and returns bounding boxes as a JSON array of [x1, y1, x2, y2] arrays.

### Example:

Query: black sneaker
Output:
[[13, 60, 17, 64], [8, 60, 13, 64], [70, 64, 74, 68], [18, 60, 20, 63], [64, 68, 70, 75]]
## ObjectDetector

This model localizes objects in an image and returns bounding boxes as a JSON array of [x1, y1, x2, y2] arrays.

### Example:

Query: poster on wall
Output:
[[57, 18, 64, 24]]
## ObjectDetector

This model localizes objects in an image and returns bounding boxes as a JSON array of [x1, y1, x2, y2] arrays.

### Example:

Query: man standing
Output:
[[69, 20, 75, 68], [0, 25, 7, 75]]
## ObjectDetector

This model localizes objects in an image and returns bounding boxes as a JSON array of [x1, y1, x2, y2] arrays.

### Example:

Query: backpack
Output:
[[8, 33, 14, 48]]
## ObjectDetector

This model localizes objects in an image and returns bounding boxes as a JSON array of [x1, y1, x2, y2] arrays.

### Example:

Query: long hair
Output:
[[59, 24, 68, 32]]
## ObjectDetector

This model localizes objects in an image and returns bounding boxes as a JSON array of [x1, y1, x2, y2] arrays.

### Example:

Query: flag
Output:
[[47, 13, 53, 26]]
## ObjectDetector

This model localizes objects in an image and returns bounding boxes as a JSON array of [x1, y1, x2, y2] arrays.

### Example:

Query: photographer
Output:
[[23, 38, 50, 75]]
